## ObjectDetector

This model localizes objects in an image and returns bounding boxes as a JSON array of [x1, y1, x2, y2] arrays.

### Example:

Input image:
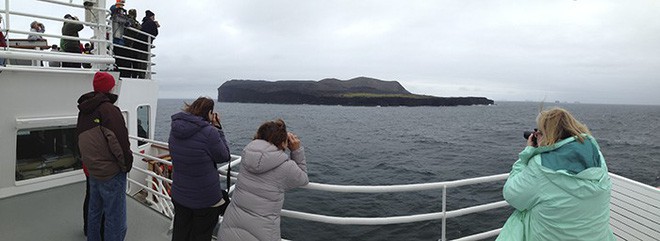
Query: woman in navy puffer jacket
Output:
[[169, 97, 231, 241]]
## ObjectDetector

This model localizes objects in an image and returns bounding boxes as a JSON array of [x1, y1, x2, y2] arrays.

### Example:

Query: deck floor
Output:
[[0, 181, 172, 241]]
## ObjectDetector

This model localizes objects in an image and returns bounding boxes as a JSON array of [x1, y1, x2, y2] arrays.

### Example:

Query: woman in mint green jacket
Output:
[[497, 107, 615, 241]]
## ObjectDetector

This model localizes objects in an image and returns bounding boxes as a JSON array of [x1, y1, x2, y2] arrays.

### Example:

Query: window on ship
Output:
[[15, 126, 81, 181], [137, 105, 150, 146]]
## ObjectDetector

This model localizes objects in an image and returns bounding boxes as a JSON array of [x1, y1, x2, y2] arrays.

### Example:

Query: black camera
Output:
[[523, 128, 538, 146]]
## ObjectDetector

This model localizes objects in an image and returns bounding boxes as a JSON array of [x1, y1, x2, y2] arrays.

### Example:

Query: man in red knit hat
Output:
[[76, 71, 133, 241]]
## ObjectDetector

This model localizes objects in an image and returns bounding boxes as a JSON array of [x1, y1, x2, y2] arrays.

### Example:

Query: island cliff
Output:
[[217, 77, 494, 107]]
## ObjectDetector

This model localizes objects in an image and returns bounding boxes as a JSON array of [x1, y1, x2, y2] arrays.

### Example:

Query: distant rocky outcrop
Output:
[[217, 77, 494, 107]]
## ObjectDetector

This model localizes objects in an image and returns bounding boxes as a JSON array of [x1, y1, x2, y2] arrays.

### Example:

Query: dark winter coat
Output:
[[61, 20, 84, 53], [76, 92, 133, 180], [140, 17, 158, 42], [169, 112, 231, 209], [134, 17, 158, 53]]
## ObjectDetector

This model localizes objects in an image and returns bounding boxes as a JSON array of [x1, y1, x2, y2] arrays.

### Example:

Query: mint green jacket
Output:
[[496, 135, 616, 241]]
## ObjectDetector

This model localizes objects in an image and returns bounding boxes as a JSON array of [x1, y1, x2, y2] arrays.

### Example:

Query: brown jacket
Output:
[[76, 92, 133, 180]]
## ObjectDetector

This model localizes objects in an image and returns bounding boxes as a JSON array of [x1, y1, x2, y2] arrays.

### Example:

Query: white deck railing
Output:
[[0, 0, 156, 77], [288, 174, 509, 241], [127, 136, 510, 241], [126, 136, 660, 241]]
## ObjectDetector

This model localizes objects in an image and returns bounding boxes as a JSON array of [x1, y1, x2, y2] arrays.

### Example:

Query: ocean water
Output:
[[155, 100, 660, 241]]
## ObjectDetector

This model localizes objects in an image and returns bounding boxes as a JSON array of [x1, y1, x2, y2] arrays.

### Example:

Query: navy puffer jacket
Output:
[[169, 112, 230, 209]]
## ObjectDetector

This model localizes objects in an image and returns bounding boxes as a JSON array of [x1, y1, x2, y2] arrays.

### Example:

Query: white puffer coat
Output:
[[217, 139, 309, 241]]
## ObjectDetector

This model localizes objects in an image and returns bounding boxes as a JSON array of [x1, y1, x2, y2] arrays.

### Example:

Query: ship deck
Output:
[[0, 181, 172, 241]]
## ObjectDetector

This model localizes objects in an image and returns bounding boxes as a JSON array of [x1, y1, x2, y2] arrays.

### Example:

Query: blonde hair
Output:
[[537, 107, 591, 146]]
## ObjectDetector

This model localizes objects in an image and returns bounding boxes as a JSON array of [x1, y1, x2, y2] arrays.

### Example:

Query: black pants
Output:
[[62, 61, 81, 68], [84, 176, 105, 239], [172, 201, 222, 241], [114, 46, 132, 78]]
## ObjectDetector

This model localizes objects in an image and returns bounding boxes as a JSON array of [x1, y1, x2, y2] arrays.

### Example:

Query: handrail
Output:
[[130, 135, 168, 147], [117, 66, 151, 74], [452, 229, 502, 241], [2, 10, 110, 28], [128, 137, 509, 241], [114, 43, 152, 56], [6, 29, 111, 45], [127, 178, 171, 200], [6, 30, 110, 47], [300, 173, 508, 193], [133, 150, 172, 166], [0, 50, 114, 63], [0, 65, 100, 73], [280, 201, 508, 225], [114, 54, 150, 64], [132, 165, 173, 184], [126, 26, 156, 41], [217, 157, 242, 175], [36, 0, 109, 11]]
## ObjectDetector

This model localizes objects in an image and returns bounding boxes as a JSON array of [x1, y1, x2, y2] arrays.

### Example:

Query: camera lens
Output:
[[523, 131, 534, 140]]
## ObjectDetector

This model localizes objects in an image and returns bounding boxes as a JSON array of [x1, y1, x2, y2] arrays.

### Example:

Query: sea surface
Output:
[[155, 100, 660, 241]]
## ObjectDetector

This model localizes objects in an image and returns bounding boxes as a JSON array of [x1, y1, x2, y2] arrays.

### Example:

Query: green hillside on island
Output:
[[217, 77, 494, 107]]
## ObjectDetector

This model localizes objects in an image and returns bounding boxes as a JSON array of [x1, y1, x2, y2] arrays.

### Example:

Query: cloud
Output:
[[10, 0, 660, 105]]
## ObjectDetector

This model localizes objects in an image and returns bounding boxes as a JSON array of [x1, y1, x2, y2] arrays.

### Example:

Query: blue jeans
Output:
[[88, 172, 127, 241]]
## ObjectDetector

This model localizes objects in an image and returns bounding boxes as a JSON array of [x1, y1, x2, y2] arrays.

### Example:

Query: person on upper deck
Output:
[[110, 0, 129, 46], [141, 10, 159, 38], [109, 0, 133, 77], [61, 14, 83, 68], [217, 119, 309, 241], [127, 9, 141, 30], [27, 21, 45, 41], [76, 72, 133, 241], [134, 10, 159, 78], [49, 44, 61, 67], [125, 9, 142, 78], [496, 107, 615, 241], [169, 97, 231, 241]]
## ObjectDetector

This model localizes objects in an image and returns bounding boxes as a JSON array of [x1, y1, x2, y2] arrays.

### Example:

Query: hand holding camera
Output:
[[287, 132, 301, 151], [208, 111, 222, 129], [523, 129, 539, 147]]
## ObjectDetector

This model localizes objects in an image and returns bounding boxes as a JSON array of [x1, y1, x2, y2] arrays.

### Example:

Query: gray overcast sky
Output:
[[12, 0, 660, 105]]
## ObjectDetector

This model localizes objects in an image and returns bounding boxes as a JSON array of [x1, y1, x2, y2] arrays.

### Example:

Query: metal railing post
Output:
[[441, 185, 447, 241], [92, 0, 108, 69], [146, 35, 152, 79], [4, 0, 9, 49]]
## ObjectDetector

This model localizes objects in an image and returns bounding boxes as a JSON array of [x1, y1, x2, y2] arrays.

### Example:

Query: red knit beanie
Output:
[[93, 72, 115, 93]]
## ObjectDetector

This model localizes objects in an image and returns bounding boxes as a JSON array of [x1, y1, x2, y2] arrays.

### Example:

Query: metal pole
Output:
[[92, 0, 109, 69], [4, 0, 9, 49], [441, 185, 447, 241], [146, 35, 152, 79]]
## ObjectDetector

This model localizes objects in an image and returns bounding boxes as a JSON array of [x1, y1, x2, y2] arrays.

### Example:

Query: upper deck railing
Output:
[[0, 0, 156, 78], [129, 136, 660, 241]]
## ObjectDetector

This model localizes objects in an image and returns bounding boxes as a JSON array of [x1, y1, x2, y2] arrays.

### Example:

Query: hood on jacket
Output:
[[535, 136, 610, 198], [241, 139, 288, 174], [170, 112, 210, 139], [77, 92, 118, 114]]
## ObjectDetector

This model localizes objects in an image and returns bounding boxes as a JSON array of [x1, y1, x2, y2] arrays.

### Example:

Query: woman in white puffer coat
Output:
[[217, 119, 309, 241]]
